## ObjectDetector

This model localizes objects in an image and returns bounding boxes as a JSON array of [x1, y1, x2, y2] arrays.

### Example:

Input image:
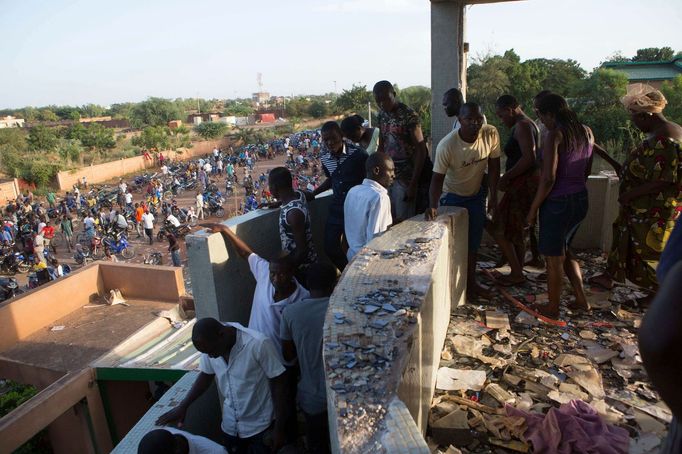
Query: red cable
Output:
[[482, 269, 568, 327]]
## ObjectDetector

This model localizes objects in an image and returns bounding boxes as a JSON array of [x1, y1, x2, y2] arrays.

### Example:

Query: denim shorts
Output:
[[539, 189, 588, 257], [440, 185, 487, 253]]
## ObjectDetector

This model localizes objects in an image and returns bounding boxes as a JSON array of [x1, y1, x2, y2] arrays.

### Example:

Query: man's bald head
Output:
[[366, 152, 395, 189], [192, 317, 223, 344]]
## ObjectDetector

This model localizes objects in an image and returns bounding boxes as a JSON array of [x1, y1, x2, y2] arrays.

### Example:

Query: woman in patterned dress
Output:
[[590, 84, 682, 293]]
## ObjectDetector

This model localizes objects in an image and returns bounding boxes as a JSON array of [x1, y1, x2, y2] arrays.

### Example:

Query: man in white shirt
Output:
[[138, 427, 227, 454], [202, 222, 309, 445], [161, 164, 169, 175], [167, 213, 181, 228], [156, 318, 287, 453], [114, 210, 129, 232], [204, 162, 212, 174], [196, 192, 205, 220], [124, 191, 133, 208], [344, 152, 395, 260], [33, 232, 46, 264], [118, 179, 127, 194], [142, 209, 155, 245]]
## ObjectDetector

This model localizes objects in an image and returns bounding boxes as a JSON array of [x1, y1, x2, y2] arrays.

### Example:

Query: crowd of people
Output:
[[138, 80, 680, 453]]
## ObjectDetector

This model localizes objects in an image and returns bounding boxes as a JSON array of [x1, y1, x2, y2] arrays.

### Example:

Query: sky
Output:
[[0, 0, 680, 108]]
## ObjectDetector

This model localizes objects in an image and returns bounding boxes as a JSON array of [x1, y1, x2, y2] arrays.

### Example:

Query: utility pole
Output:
[[367, 102, 372, 127]]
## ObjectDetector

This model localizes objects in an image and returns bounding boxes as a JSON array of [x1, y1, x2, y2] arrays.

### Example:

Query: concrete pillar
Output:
[[430, 0, 465, 150]]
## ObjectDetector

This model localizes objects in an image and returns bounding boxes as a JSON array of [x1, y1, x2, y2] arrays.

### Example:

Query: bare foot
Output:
[[567, 300, 590, 312], [531, 303, 560, 319], [588, 273, 614, 290]]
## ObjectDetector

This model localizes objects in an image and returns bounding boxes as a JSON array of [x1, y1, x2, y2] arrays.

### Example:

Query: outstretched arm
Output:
[[201, 223, 253, 259]]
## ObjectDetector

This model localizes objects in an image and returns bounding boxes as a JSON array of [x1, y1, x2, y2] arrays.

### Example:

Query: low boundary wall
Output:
[[55, 138, 230, 190], [323, 207, 468, 453], [0, 178, 20, 203]]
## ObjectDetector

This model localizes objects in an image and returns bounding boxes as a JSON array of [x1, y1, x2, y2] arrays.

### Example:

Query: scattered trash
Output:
[[436, 368, 487, 391], [50, 325, 65, 331], [428, 248, 664, 453]]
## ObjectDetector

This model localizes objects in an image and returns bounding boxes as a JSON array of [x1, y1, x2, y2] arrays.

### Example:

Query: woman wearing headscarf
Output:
[[590, 84, 682, 294]]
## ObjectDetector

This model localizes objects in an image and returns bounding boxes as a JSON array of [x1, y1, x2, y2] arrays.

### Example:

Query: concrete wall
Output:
[[323, 208, 468, 453], [573, 173, 620, 251], [0, 263, 184, 352], [431, 0, 465, 148], [55, 138, 230, 190], [0, 178, 20, 203], [186, 193, 332, 322]]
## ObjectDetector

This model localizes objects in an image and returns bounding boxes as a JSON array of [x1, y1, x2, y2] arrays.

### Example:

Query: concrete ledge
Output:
[[186, 193, 332, 323], [323, 207, 468, 453]]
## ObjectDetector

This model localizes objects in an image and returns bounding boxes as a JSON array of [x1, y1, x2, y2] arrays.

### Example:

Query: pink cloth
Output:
[[505, 400, 629, 454]]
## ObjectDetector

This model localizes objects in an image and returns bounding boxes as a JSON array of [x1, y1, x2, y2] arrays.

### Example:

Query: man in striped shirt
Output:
[[311, 121, 368, 271]]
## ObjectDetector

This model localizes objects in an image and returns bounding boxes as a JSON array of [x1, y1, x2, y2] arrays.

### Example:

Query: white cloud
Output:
[[314, 0, 424, 14]]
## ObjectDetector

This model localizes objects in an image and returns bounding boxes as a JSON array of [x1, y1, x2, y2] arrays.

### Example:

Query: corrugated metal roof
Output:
[[93, 317, 200, 371], [603, 58, 682, 81]]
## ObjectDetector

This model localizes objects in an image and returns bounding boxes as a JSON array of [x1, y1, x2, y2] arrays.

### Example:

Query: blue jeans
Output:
[[440, 185, 488, 253], [539, 190, 588, 257], [171, 249, 181, 267]]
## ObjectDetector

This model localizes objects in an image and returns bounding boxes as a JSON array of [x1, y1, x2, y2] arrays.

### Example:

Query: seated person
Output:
[[137, 427, 226, 454]]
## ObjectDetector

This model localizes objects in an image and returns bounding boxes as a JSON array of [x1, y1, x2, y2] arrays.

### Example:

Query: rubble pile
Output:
[[428, 251, 671, 454]]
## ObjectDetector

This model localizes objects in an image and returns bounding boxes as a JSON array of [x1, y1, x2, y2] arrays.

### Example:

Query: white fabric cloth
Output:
[[344, 179, 392, 260], [125, 192, 133, 204], [141, 213, 154, 229], [167, 214, 181, 227], [163, 427, 227, 454], [116, 214, 128, 229], [198, 322, 285, 438], [247, 254, 309, 364]]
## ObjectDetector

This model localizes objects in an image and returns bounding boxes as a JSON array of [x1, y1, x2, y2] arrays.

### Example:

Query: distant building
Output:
[[0, 116, 25, 128], [186, 112, 222, 125], [602, 57, 682, 89], [251, 91, 270, 105], [168, 120, 183, 129]]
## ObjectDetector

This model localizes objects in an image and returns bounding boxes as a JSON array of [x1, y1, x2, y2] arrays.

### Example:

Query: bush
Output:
[[194, 122, 228, 140]]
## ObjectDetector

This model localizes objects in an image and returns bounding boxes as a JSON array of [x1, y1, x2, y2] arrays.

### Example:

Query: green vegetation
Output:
[[194, 122, 228, 140], [0, 380, 51, 453]]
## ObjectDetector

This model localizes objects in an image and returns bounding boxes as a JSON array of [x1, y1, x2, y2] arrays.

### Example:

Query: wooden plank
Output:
[[0, 369, 93, 454]]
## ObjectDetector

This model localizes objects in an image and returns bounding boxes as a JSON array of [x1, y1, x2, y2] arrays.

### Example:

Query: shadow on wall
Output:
[[186, 193, 333, 323]]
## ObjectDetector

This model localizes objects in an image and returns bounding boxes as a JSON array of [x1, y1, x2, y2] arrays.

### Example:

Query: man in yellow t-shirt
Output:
[[426, 102, 501, 298]]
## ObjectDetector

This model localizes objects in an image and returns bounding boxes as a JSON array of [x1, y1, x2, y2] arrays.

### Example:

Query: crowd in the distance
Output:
[[138, 81, 681, 454]]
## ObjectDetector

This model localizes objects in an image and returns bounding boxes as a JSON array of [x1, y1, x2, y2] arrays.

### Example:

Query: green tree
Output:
[[660, 75, 682, 125], [335, 84, 373, 114], [80, 104, 107, 118], [194, 122, 228, 140], [131, 97, 183, 128], [224, 101, 255, 117], [0, 128, 27, 151], [79, 123, 116, 151], [57, 139, 83, 164], [27, 125, 59, 151], [132, 126, 171, 151], [573, 68, 630, 156], [37, 108, 58, 122], [109, 102, 135, 121], [399, 85, 432, 138], [308, 100, 329, 118], [632, 47, 675, 62], [170, 126, 192, 149]]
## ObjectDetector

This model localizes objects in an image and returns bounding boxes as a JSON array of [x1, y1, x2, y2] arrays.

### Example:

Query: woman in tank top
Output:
[[526, 94, 594, 319]]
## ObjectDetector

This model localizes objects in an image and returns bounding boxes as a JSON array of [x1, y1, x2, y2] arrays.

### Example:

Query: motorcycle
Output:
[[0, 276, 23, 302], [157, 221, 191, 241], [143, 252, 163, 265], [102, 234, 135, 259], [0, 250, 31, 274]]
